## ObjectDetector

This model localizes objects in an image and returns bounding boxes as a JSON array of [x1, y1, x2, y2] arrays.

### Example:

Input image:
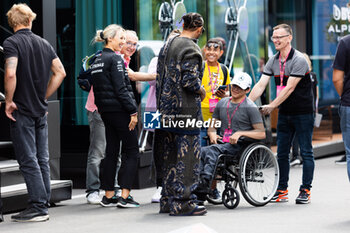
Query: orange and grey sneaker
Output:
[[271, 189, 288, 202], [295, 189, 311, 204]]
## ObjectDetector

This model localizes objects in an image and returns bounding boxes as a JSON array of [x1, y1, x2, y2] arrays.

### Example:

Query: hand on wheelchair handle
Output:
[[259, 104, 275, 115]]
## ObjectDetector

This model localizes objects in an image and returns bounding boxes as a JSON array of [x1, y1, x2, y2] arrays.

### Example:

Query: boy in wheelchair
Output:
[[195, 72, 266, 202]]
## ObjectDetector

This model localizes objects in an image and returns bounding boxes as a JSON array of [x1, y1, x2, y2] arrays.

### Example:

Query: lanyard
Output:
[[278, 48, 291, 87], [227, 97, 246, 129], [207, 62, 220, 98]]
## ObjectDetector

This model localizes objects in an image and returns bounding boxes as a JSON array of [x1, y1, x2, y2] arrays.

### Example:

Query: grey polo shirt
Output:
[[263, 48, 314, 115]]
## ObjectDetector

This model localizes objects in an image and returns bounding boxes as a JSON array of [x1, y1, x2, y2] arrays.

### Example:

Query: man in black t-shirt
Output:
[[3, 4, 66, 222], [249, 24, 314, 205], [333, 34, 350, 181]]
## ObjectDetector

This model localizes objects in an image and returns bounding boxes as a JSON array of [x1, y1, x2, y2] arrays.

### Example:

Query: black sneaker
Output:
[[335, 155, 346, 165], [11, 208, 49, 222], [100, 195, 119, 207], [271, 189, 288, 202], [117, 195, 140, 208], [295, 189, 311, 204], [170, 205, 207, 216], [0, 212, 3, 223]]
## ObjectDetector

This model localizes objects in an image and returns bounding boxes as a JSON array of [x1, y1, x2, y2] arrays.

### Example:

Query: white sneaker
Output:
[[151, 187, 162, 203], [290, 158, 302, 167], [87, 191, 101, 204]]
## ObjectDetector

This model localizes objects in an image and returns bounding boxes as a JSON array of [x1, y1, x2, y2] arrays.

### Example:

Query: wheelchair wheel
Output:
[[238, 143, 279, 207], [222, 187, 240, 209], [207, 164, 238, 205]]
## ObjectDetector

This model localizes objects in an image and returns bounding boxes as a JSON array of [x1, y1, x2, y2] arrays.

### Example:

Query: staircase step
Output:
[[0, 159, 18, 170], [0, 141, 12, 149], [1, 180, 73, 213], [0, 142, 15, 159], [0, 159, 24, 186]]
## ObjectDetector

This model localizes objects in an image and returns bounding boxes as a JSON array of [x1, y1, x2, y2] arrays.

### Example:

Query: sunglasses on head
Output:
[[206, 42, 220, 49]]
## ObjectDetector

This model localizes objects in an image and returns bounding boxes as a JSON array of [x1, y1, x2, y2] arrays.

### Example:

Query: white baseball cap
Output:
[[230, 72, 252, 90]]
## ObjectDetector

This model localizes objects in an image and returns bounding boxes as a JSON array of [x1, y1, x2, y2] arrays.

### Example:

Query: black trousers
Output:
[[0, 174, 2, 214], [100, 112, 139, 190]]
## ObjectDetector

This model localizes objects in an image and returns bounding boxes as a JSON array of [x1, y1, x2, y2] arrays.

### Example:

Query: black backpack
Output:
[[220, 63, 229, 85], [77, 50, 102, 92]]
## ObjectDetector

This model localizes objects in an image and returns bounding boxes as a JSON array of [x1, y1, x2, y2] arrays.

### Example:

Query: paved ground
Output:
[[1, 155, 350, 233]]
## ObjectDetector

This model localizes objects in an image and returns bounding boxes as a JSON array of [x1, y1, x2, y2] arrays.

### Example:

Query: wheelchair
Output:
[[204, 137, 279, 209]]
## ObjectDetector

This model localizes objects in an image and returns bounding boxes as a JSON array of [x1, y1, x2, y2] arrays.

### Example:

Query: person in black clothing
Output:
[[90, 24, 140, 208], [290, 53, 318, 167], [3, 4, 66, 222]]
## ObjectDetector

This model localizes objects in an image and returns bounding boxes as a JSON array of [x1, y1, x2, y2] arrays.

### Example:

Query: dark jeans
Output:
[[200, 143, 242, 180], [291, 135, 300, 161], [100, 112, 139, 191], [339, 104, 350, 180], [10, 111, 50, 213], [277, 113, 314, 191]]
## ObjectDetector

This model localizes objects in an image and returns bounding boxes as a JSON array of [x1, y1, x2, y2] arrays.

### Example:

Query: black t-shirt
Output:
[[3, 29, 57, 117], [333, 34, 350, 106], [263, 48, 313, 115]]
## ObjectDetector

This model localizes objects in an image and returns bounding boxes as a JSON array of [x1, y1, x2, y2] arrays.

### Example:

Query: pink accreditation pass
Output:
[[223, 129, 232, 143], [276, 85, 285, 97], [209, 98, 219, 113]]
